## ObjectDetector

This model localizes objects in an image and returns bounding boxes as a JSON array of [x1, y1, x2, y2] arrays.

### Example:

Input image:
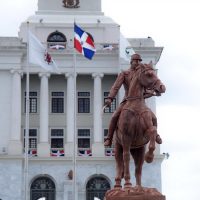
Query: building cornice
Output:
[[133, 46, 163, 65], [0, 154, 164, 162]]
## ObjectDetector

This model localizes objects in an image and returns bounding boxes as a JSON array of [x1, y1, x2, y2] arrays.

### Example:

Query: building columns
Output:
[[65, 73, 76, 156], [8, 70, 23, 155], [38, 73, 50, 157], [92, 73, 104, 156]]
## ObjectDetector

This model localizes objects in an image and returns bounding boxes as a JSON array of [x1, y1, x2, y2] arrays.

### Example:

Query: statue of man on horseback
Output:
[[104, 54, 162, 147], [104, 53, 166, 196]]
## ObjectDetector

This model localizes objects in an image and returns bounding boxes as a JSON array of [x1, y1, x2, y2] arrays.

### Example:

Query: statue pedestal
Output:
[[105, 187, 165, 200]]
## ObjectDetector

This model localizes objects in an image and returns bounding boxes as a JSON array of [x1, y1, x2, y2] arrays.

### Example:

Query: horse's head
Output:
[[139, 62, 166, 95]]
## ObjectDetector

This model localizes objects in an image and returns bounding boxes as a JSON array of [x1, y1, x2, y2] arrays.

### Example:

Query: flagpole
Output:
[[72, 21, 96, 199], [73, 21, 77, 200], [24, 21, 30, 200]]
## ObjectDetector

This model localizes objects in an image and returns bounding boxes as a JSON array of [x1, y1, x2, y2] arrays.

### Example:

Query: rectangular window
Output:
[[104, 92, 116, 113], [24, 92, 37, 113], [51, 92, 64, 113], [78, 92, 90, 113], [78, 129, 92, 156], [24, 129, 37, 156], [104, 129, 115, 156], [50, 129, 64, 157]]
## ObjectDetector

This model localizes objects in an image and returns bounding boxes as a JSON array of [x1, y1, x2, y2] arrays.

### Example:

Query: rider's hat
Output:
[[131, 54, 142, 61]]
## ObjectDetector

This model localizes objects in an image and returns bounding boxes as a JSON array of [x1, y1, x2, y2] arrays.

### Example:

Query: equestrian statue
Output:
[[104, 54, 166, 200]]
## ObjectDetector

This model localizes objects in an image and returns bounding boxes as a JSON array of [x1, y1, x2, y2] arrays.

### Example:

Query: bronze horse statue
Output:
[[114, 62, 166, 190]]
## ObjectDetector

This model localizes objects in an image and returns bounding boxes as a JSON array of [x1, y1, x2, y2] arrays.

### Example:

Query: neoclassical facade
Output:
[[0, 0, 164, 199]]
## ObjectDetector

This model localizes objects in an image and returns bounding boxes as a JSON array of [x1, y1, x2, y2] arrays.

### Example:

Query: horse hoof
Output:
[[133, 185, 144, 193], [104, 138, 112, 147], [156, 135, 162, 144], [114, 184, 122, 189], [145, 153, 154, 163], [124, 182, 132, 188]]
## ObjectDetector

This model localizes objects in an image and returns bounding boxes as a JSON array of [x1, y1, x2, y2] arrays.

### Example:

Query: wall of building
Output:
[[0, 71, 12, 154], [0, 159, 23, 200]]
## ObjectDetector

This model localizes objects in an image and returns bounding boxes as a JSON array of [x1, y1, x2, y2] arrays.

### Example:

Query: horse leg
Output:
[[114, 141, 123, 188], [145, 126, 156, 163], [152, 111, 162, 144], [141, 111, 156, 163], [123, 144, 132, 188], [130, 146, 145, 188]]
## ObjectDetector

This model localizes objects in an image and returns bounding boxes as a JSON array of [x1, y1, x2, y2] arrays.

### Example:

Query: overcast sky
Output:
[[0, 0, 200, 200]]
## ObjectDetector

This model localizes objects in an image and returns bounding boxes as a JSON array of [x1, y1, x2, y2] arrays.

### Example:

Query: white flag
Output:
[[120, 33, 135, 61], [28, 31, 59, 73]]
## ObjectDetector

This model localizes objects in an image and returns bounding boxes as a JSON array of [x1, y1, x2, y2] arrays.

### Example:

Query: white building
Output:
[[0, 0, 164, 200]]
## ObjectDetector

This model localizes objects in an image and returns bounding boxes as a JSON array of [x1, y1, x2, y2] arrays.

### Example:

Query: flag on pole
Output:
[[28, 31, 59, 73], [120, 33, 135, 61], [74, 23, 96, 60]]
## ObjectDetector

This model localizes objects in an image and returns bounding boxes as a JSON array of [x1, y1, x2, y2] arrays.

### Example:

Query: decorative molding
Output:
[[10, 69, 23, 77], [65, 72, 76, 78], [39, 72, 51, 78], [92, 73, 104, 79]]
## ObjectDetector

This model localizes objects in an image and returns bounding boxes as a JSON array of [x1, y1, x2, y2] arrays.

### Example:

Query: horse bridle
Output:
[[125, 66, 160, 102], [139, 66, 161, 93]]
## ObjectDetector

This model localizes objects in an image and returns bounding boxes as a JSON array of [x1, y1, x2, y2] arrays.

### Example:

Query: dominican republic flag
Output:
[[74, 23, 96, 60], [51, 149, 65, 157], [28, 149, 37, 157], [78, 149, 92, 157]]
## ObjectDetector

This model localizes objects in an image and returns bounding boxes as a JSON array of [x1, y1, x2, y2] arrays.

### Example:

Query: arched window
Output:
[[86, 176, 111, 200], [47, 31, 66, 50], [30, 176, 56, 200]]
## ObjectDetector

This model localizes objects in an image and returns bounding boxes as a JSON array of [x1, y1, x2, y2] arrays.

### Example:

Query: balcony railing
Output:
[[25, 148, 37, 157], [50, 148, 65, 157], [105, 147, 115, 157], [78, 148, 92, 157], [46, 42, 119, 54]]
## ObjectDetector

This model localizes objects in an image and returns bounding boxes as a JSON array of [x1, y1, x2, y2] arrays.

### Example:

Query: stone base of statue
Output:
[[105, 186, 165, 200]]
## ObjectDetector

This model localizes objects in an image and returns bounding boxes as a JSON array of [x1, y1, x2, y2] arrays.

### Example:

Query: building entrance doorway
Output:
[[30, 176, 56, 200], [86, 176, 110, 200]]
